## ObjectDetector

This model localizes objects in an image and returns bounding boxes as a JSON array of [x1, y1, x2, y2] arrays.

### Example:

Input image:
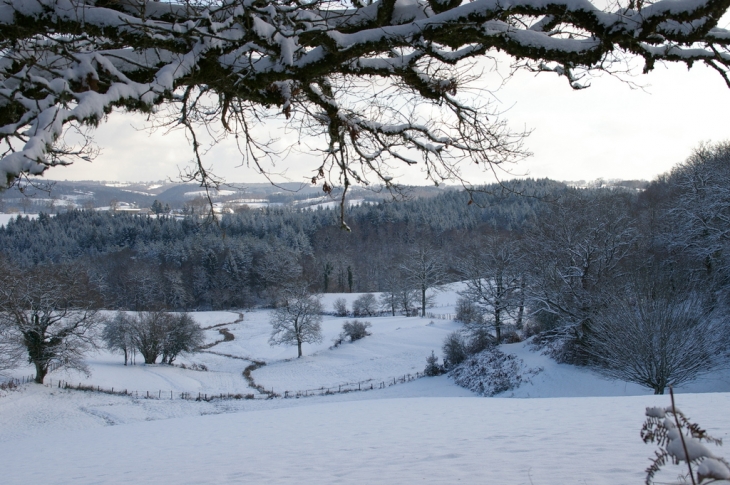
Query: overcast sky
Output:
[[53, 59, 730, 186]]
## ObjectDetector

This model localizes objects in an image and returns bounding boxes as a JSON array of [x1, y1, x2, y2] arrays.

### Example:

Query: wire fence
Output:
[[281, 372, 423, 398], [2, 360, 65, 387], [1, 374, 36, 388], [426, 313, 455, 320], [7, 370, 426, 402]]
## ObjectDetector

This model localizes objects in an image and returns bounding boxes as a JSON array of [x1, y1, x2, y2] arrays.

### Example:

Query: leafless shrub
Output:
[[586, 289, 726, 395], [333, 298, 348, 317], [352, 294, 378, 317], [341, 320, 372, 342]]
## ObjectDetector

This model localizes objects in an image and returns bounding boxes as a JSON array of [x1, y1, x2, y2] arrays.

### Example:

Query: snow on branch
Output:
[[1, 0, 729, 193]]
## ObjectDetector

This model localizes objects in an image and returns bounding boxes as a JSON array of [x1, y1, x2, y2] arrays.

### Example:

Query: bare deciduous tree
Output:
[[0, 262, 100, 383], [380, 271, 418, 316], [129, 311, 170, 365], [269, 287, 324, 358], [0, 317, 25, 373], [666, 142, 730, 286], [101, 311, 135, 365], [586, 285, 726, 395], [333, 297, 348, 317], [457, 233, 525, 342], [524, 190, 637, 362], [352, 293, 378, 317], [121, 310, 204, 365], [401, 243, 445, 317], [161, 313, 204, 365]]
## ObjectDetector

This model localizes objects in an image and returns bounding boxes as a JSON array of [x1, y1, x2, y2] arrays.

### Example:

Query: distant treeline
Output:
[[0, 179, 561, 309]]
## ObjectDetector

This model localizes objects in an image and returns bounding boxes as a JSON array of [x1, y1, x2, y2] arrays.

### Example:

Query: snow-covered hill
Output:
[[1, 286, 729, 484]]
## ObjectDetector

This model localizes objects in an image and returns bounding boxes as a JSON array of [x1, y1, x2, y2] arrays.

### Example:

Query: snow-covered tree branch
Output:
[[1, 0, 730, 203]]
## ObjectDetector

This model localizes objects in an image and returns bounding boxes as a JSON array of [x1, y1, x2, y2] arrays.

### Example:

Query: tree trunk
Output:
[[495, 277, 503, 342], [34, 361, 47, 384], [421, 285, 426, 317], [297, 340, 303, 358], [141, 350, 158, 364], [494, 306, 502, 343], [516, 276, 526, 330]]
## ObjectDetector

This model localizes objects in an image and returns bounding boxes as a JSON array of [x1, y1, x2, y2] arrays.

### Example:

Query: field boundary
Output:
[[10, 370, 427, 402]]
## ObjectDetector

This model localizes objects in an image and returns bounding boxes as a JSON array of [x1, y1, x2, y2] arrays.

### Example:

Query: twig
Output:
[[670, 386, 697, 485]]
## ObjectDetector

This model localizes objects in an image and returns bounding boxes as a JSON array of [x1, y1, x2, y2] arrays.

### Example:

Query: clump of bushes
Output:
[[0, 380, 18, 391], [103, 310, 205, 365], [449, 347, 541, 396], [333, 298, 348, 317], [352, 293, 378, 317], [332, 320, 372, 347], [454, 297, 484, 325], [342, 320, 372, 341], [442, 331, 470, 368], [423, 350, 445, 376], [529, 326, 588, 365], [441, 329, 496, 369], [501, 331, 523, 344], [178, 362, 209, 371], [441, 320, 539, 395]]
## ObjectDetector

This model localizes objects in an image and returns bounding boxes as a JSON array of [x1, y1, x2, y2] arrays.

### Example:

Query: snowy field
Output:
[[1, 286, 729, 484]]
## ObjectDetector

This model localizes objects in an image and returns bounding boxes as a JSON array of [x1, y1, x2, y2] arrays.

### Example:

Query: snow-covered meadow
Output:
[[1, 286, 729, 484]]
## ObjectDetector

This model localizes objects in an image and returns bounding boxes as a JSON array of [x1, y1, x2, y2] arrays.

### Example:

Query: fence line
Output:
[[282, 372, 423, 398], [4, 370, 426, 402], [426, 313, 455, 320], [1, 374, 35, 389], [1, 360, 66, 388]]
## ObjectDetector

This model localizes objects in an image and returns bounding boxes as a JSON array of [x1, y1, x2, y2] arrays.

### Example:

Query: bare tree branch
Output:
[[1, 0, 729, 217]]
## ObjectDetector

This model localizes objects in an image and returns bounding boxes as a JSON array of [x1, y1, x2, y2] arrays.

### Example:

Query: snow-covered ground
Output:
[[1, 286, 729, 484], [0, 213, 38, 227]]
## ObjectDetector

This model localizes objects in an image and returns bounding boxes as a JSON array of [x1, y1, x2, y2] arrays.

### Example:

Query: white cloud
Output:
[[54, 62, 730, 185]]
